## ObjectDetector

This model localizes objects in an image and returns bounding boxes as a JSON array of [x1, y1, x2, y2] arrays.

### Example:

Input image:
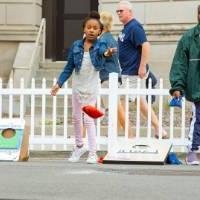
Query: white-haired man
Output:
[[116, 0, 167, 138]]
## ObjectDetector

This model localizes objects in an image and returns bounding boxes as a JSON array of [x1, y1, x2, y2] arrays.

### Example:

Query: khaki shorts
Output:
[[120, 75, 147, 102], [101, 79, 122, 109]]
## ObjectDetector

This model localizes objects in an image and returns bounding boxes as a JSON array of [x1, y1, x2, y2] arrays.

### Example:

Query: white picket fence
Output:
[[0, 73, 190, 151]]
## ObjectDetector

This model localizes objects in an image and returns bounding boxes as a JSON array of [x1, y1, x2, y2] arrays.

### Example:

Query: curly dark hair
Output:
[[82, 11, 103, 32]]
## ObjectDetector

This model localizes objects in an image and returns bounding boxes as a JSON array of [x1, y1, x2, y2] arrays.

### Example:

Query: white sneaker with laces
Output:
[[68, 146, 87, 162], [86, 153, 98, 164]]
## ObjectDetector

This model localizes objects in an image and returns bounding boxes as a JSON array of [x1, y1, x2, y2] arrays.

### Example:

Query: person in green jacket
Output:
[[169, 5, 200, 165]]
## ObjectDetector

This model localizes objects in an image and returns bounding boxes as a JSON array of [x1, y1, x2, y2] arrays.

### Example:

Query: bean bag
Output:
[[169, 97, 182, 108], [82, 105, 104, 119]]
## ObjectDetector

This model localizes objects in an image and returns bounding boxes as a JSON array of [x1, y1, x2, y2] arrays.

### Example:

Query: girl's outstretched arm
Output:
[[57, 45, 75, 88], [51, 44, 75, 96]]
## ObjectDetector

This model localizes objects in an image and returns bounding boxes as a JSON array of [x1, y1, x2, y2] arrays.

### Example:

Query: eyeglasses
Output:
[[116, 10, 124, 14]]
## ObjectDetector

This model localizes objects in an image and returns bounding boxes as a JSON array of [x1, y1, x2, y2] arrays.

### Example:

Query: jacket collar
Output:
[[194, 24, 200, 45], [77, 38, 98, 49], [194, 24, 200, 36]]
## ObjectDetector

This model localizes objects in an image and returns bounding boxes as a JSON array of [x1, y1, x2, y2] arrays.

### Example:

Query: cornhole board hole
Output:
[[103, 139, 172, 165], [0, 118, 29, 161]]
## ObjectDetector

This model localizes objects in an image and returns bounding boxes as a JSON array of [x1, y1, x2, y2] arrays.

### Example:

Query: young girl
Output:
[[51, 11, 115, 164]]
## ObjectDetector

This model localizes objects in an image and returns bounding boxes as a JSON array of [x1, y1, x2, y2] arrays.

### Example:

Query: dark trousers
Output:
[[190, 102, 200, 151]]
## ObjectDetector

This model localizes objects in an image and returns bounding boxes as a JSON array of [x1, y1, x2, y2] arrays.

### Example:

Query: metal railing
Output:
[[29, 18, 46, 70]]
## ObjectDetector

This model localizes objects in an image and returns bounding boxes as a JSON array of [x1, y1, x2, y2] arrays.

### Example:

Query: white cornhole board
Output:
[[103, 139, 172, 165], [0, 118, 25, 161]]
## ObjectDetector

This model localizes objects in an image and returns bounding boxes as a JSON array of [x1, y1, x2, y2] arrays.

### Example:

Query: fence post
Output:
[[9, 79, 13, 120], [108, 73, 118, 155], [158, 78, 163, 139], [42, 18, 46, 63], [20, 78, 24, 120]]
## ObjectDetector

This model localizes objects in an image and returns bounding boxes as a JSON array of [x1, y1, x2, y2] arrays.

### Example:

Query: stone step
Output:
[[35, 69, 62, 80], [24, 115, 71, 125], [39, 61, 66, 69], [35, 61, 67, 80], [26, 105, 73, 116], [0, 77, 11, 88], [24, 121, 189, 138], [1, 83, 9, 88], [35, 79, 55, 87], [34, 77, 72, 88], [27, 95, 72, 107]]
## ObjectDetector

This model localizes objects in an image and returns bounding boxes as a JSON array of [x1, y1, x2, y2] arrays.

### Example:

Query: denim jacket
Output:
[[57, 38, 107, 87], [99, 32, 120, 82]]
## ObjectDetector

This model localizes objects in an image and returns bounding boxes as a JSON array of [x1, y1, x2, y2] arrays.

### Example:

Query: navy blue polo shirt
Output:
[[118, 18, 147, 75]]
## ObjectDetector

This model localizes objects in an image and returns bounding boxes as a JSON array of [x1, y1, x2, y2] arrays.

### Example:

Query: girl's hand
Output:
[[51, 84, 60, 96], [104, 47, 117, 57]]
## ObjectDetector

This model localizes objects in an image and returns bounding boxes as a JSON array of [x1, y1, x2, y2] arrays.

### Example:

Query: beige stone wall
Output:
[[99, 0, 199, 82], [0, 0, 42, 83], [0, 0, 42, 41], [0, 41, 18, 84]]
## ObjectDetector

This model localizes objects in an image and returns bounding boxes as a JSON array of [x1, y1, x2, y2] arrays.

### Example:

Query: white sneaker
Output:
[[86, 153, 98, 164], [68, 146, 87, 162]]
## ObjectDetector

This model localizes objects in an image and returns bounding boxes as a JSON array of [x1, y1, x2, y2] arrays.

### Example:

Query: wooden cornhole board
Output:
[[0, 118, 29, 161], [103, 139, 172, 165]]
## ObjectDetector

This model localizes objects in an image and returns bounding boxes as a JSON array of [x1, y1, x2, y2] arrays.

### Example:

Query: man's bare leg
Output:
[[139, 97, 167, 138], [82, 126, 86, 138], [118, 100, 134, 138]]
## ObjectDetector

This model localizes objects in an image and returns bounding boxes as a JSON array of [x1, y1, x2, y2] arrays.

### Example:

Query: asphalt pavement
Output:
[[0, 156, 200, 200]]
